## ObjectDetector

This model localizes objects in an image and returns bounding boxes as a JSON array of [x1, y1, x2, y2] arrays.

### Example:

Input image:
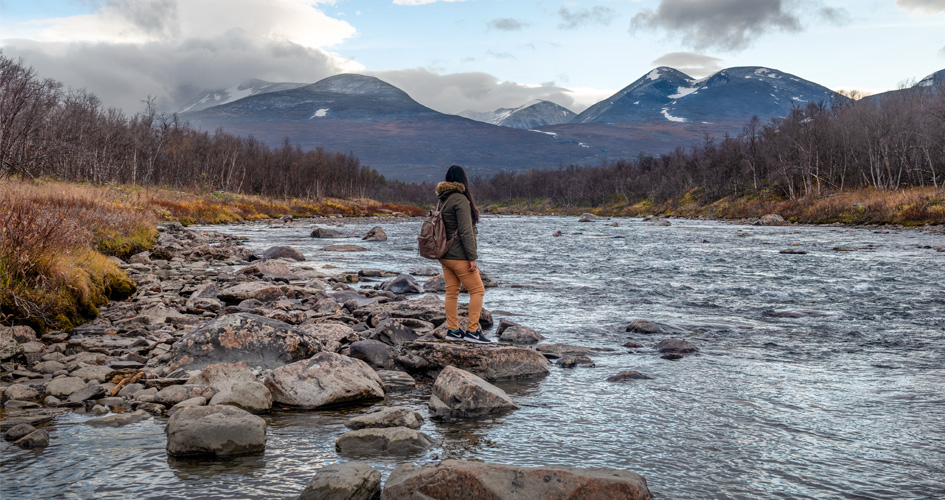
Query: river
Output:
[[2, 216, 943, 499]]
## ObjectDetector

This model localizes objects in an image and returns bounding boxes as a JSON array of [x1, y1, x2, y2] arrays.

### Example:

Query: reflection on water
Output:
[[2, 217, 944, 499]]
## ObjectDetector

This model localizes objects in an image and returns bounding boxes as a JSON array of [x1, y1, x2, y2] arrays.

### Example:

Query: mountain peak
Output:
[[305, 74, 407, 98]]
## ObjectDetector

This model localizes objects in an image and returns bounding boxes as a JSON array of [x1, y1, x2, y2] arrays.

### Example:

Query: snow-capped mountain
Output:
[[459, 100, 576, 129], [178, 79, 305, 113], [573, 66, 843, 126], [865, 68, 945, 102]]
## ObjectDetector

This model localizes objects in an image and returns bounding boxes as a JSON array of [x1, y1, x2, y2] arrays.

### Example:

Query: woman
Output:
[[436, 165, 490, 343]]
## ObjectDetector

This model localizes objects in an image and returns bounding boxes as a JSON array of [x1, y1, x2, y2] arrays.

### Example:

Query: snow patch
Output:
[[661, 108, 687, 123], [669, 86, 699, 99], [224, 84, 254, 103], [633, 101, 640, 105], [310, 108, 329, 119], [531, 130, 557, 137], [791, 97, 807, 102], [647, 69, 661, 81]]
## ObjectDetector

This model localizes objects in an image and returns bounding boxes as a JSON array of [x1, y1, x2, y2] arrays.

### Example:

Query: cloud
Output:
[[487, 50, 515, 60], [651, 52, 724, 77], [818, 6, 851, 25], [896, 0, 945, 14], [631, 0, 841, 51], [393, 0, 470, 5], [368, 68, 598, 113], [1, 0, 360, 111], [558, 6, 617, 29], [488, 18, 528, 31]]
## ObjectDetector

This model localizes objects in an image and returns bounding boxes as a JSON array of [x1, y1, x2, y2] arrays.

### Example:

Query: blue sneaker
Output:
[[464, 329, 491, 344], [445, 329, 465, 341]]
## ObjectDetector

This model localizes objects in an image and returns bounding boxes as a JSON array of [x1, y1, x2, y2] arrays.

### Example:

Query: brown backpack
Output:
[[418, 198, 456, 259]]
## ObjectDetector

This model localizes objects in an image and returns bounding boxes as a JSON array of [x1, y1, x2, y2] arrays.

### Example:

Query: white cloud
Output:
[[896, 0, 945, 14], [393, 0, 470, 5]]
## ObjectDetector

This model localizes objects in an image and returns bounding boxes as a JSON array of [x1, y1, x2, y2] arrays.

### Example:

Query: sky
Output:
[[1, 0, 943, 115]]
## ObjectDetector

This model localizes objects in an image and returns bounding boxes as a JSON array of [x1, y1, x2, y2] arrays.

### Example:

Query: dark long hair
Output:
[[445, 164, 479, 224]]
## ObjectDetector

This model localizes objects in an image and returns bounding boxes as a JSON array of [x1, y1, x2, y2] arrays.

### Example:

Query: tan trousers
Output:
[[439, 258, 485, 332]]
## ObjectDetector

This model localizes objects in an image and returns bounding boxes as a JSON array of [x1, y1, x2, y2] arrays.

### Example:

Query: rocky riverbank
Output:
[[1, 220, 663, 499]]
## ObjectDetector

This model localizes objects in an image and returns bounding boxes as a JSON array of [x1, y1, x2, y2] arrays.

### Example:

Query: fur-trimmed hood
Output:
[[435, 181, 466, 198]]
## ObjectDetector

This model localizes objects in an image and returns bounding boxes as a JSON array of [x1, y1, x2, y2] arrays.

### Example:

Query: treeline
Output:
[[0, 53, 382, 199], [468, 78, 945, 207]]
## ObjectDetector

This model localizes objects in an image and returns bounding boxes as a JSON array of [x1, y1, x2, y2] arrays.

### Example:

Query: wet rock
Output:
[[935, 245, 945, 252], [762, 309, 830, 319], [382, 274, 423, 294], [165, 405, 266, 457], [335, 427, 434, 456], [358, 269, 398, 278], [497, 324, 544, 344], [371, 318, 432, 346], [87, 410, 152, 427], [3, 384, 40, 401], [4, 423, 36, 441], [66, 382, 107, 404], [311, 227, 348, 238], [264, 352, 385, 409], [14, 429, 50, 448], [623, 341, 644, 349], [382, 460, 651, 500], [759, 214, 787, 226], [578, 213, 603, 222], [263, 245, 305, 261], [651, 218, 671, 226], [534, 343, 591, 359], [556, 355, 595, 368], [167, 313, 321, 371], [217, 283, 285, 304], [407, 267, 440, 276], [429, 366, 517, 419], [553, 230, 562, 237], [345, 406, 423, 430], [626, 319, 691, 335], [423, 275, 445, 292], [607, 371, 652, 382], [46, 377, 88, 397], [833, 246, 857, 252], [362, 227, 388, 242], [476, 270, 499, 288], [298, 461, 381, 500], [186, 362, 272, 413], [348, 340, 397, 369], [324, 244, 367, 252], [401, 342, 550, 381], [654, 338, 698, 354], [661, 353, 684, 360], [779, 248, 807, 254], [153, 385, 217, 406], [375, 370, 416, 391]]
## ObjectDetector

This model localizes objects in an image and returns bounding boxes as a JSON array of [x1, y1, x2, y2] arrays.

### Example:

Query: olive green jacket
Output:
[[435, 181, 478, 261]]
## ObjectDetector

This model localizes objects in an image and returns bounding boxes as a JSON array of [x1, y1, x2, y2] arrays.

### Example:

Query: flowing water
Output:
[[3, 217, 944, 499]]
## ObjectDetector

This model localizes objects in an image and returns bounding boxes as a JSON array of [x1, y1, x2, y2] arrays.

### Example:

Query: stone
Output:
[[46, 377, 88, 397], [167, 396, 208, 416], [382, 460, 651, 500], [375, 370, 416, 391], [382, 274, 423, 294], [335, 427, 434, 456], [167, 313, 321, 371], [86, 409, 152, 427], [370, 318, 431, 346], [10, 325, 38, 343], [623, 341, 644, 349], [626, 319, 691, 335], [400, 342, 550, 382], [240, 261, 296, 281], [186, 362, 273, 413], [33, 361, 67, 374], [90, 405, 109, 416], [118, 383, 145, 397], [129, 251, 151, 265], [66, 382, 107, 404], [4, 423, 36, 441], [264, 352, 385, 409], [780, 248, 807, 254], [263, 245, 306, 261], [607, 371, 652, 382], [407, 267, 440, 276], [833, 247, 857, 252], [497, 325, 544, 344], [298, 322, 360, 346], [654, 338, 698, 354], [136, 402, 166, 416], [358, 269, 398, 278], [348, 340, 397, 370], [345, 406, 423, 430], [44, 396, 61, 407], [0, 327, 24, 361], [70, 365, 115, 383], [362, 226, 388, 242], [578, 213, 602, 222], [553, 230, 562, 237], [423, 275, 445, 292], [556, 355, 595, 368], [534, 343, 591, 359], [298, 462, 381, 500], [3, 384, 40, 401], [5, 400, 41, 409], [165, 405, 266, 457], [429, 366, 517, 419], [14, 429, 50, 448], [311, 227, 348, 238], [759, 213, 787, 226], [153, 385, 217, 406], [217, 283, 285, 304], [354, 295, 447, 328], [651, 218, 671, 226], [324, 244, 368, 252]]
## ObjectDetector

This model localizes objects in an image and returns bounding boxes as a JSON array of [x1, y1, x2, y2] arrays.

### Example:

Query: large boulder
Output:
[[168, 313, 321, 371], [758, 213, 787, 226], [263, 245, 305, 261], [496, 323, 544, 344], [217, 283, 285, 304], [335, 427, 434, 456], [345, 406, 423, 430], [429, 366, 516, 419], [0, 327, 24, 361], [186, 362, 272, 413], [165, 405, 266, 457], [362, 227, 388, 242], [298, 462, 381, 500], [400, 342, 550, 381], [311, 227, 348, 238], [381, 460, 651, 500], [348, 340, 397, 370], [382, 274, 423, 295], [264, 352, 385, 409]]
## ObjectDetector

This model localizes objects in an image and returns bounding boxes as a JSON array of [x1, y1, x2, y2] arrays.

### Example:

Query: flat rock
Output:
[[370, 318, 431, 346], [429, 366, 517, 419], [401, 341, 550, 382], [556, 355, 595, 368], [264, 352, 385, 409], [33, 361, 67, 374], [46, 377, 88, 397], [86, 410, 152, 427], [154, 385, 217, 406], [607, 371, 652, 382], [239, 261, 296, 280], [335, 427, 434, 456], [382, 460, 651, 500], [626, 319, 691, 335], [354, 295, 446, 328], [217, 283, 285, 304], [66, 383, 107, 404], [345, 406, 423, 430], [375, 370, 416, 391], [324, 244, 367, 252], [298, 461, 381, 500], [311, 227, 348, 238], [70, 365, 116, 383], [186, 362, 272, 413], [534, 343, 591, 359], [165, 405, 266, 457], [4, 423, 36, 441], [348, 340, 397, 369], [779, 248, 807, 254], [167, 313, 321, 371], [3, 384, 40, 401]]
